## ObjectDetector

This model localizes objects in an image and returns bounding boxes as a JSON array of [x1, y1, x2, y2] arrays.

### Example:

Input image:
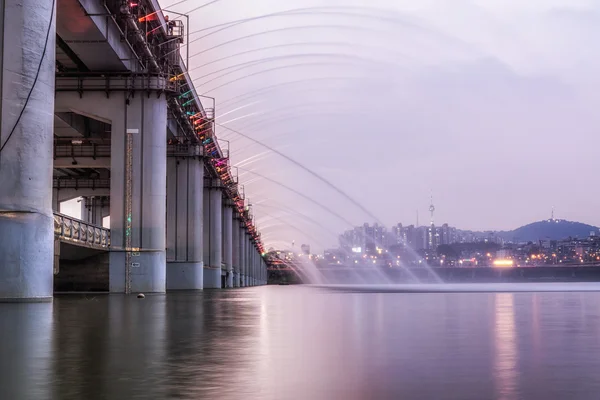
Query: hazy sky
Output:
[[154, 0, 600, 250]]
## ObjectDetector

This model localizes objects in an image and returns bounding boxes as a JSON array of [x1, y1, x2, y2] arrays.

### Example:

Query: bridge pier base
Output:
[[166, 147, 204, 290], [0, 0, 56, 301], [203, 182, 222, 288]]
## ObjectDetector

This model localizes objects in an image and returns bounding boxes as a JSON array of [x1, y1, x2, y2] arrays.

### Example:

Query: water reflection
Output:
[[3, 289, 600, 399], [494, 293, 518, 400], [0, 303, 53, 400]]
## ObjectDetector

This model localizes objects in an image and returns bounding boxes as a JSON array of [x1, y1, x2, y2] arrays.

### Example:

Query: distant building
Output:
[[301, 244, 310, 255], [496, 249, 512, 258]]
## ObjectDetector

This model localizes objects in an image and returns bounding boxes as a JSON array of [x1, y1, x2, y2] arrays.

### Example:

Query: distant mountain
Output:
[[497, 220, 599, 242]]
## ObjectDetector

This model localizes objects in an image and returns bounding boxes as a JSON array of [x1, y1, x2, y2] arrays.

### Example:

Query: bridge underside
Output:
[[55, 241, 109, 292], [0, 0, 268, 301]]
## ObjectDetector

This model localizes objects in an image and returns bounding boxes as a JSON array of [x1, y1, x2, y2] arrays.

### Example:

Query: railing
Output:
[[53, 178, 110, 190], [54, 141, 111, 158], [167, 143, 203, 157], [54, 212, 110, 249]]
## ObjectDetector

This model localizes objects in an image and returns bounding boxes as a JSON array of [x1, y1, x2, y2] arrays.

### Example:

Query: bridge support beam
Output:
[[166, 147, 204, 290], [0, 0, 56, 301], [222, 203, 233, 288], [203, 180, 222, 288]]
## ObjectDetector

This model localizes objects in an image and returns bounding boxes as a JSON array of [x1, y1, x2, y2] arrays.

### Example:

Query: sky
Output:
[[69, 0, 600, 251]]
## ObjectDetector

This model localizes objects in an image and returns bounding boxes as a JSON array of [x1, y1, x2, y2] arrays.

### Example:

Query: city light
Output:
[[493, 259, 514, 268]]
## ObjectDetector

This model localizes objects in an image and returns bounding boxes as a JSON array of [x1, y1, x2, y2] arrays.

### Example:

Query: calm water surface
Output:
[[2, 286, 600, 399]]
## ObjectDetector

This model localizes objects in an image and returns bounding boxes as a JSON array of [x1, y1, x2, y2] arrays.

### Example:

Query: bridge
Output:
[[0, 0, 268, 301]]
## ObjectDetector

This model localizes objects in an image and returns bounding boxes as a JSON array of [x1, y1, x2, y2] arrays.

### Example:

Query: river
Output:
[[2, 286, 600, 399]]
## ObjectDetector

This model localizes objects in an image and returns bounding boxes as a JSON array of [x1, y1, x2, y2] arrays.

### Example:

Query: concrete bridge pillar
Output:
[[264, 259, 268, 285], [56, 79, 169, 294], [250, 246, 255, 286], [109, 94, 167, 294], [256, 252, 260, 286], [253, 249, 257, 286], [260, 255, 265, 285], [245, 233, 251, 287], [166, 146, 204, 290], [232, 212, 240, 287], [254, 245, 258, 286], [222, 203, 233, 288], [239, 224, 246, 287], [203, 179, 222, 288], [80, 196, 109, 225], [250, 240, 254, 284], [52, 189, 60, 213], [0, 0, 56, 301]]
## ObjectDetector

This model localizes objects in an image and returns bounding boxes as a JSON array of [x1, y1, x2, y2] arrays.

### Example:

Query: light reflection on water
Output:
[[494, 293, 518, 400], [2, 287, 600, 399]]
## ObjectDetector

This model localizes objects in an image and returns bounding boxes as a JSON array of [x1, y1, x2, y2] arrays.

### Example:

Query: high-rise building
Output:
[[427, 196, 437, 250], [391, 223, 403, 245], [405, 225, 415, 247], [440, 223, 450, 245]]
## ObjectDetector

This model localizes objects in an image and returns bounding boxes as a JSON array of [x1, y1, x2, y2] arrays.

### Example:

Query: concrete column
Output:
[[51, 189, 60, 212], [166, 147, 204, 290], [255, 251, 259, 286], [203, 181, 222, 288], [253, 245, 257, 286], [222, 204, 233, 288], [245, 233, 251, 287], [248, 235, 254, 286], [250, 247, 254, 286], [232, 213, 240, 287], [80, 197, 89, 222], [56, 80, 168, 294], [261, 258, 264, 285], [239, 225, 246, 287], [110, 95, 167, 293], [81, 197, 108, 225], [253, 249, 257, 286], [0, 0, 56, 301]]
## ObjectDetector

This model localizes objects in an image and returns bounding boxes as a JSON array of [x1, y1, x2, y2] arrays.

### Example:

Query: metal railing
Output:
[[54, 212, 110, 249], [167, 143, 203, 157], [54, 142, 111, 159], [53, 178, 110, 190]]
